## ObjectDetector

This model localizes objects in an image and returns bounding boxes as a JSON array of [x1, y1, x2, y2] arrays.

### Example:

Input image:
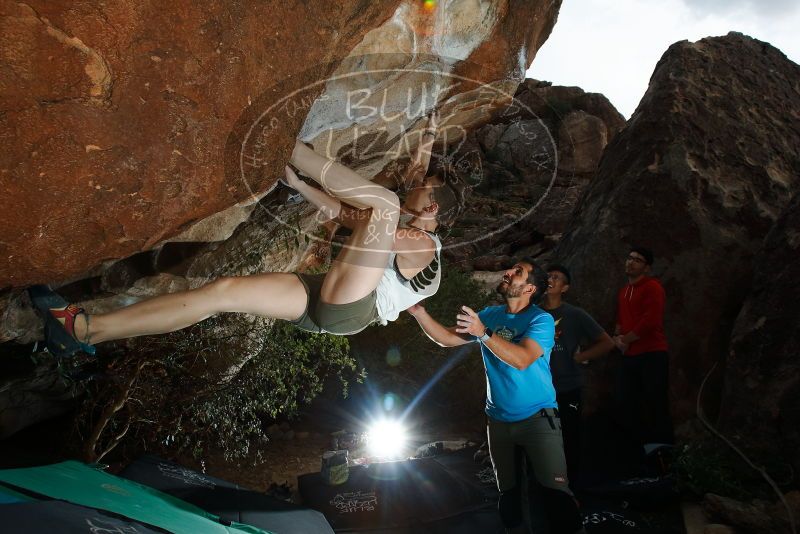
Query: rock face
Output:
[[552, 33, 800, 421], [442, 79, 624, 269], [719, 191, 800, 474], [703, 491, 800, 534], [0, 0, 396, 288], [0, 0, 562, 289]]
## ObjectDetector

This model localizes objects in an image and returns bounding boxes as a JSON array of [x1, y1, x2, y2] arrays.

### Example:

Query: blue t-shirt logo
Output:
[[495, 326, 516, 342]]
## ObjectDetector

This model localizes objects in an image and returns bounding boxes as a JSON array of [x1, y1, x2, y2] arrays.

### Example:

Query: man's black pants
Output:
[[615, 351, 674, 446], [488, 410, 582, 533], [556, 388, 582, 480]]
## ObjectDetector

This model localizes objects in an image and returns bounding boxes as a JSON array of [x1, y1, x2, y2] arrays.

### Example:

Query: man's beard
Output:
[[496, 281, 524, 298]]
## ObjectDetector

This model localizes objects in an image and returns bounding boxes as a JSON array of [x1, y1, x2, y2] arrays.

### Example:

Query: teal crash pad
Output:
[[0, 461, 271, 534]]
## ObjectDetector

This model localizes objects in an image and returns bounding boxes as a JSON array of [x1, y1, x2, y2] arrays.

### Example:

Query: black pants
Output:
[[488, 411, 582, 533], [556, 388, 582, 480], [615, 351, 674, 446]]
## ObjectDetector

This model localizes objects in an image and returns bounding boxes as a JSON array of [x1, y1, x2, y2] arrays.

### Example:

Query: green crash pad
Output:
[[0, 484, 34, 504], [0, 461, 271, 534]]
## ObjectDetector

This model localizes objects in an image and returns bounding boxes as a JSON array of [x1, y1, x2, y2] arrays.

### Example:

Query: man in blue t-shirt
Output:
[[408, 258, 583, 534]]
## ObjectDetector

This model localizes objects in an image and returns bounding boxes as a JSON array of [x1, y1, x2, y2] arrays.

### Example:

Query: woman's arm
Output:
[[284, 166, 341, 223], [403, 110, 439, 189], [285, 166, 394, 233]]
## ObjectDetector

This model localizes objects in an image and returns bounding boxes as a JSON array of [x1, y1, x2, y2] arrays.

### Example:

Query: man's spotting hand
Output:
[[456, 306, 485, 337]]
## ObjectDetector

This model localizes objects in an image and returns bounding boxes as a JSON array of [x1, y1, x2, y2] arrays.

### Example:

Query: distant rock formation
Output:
[[720, 191, 800, 475], [443, 79, 625, 269], [552, 32, 800, 424]]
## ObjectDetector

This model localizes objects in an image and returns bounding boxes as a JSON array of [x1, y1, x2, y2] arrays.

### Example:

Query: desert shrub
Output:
[[672, 438, 792, 501], [74, 316, 360, 464], [174, 320, 359, 461]]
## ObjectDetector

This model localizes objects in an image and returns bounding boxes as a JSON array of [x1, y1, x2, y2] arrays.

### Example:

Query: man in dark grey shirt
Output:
[[543, 264, 614, 479]]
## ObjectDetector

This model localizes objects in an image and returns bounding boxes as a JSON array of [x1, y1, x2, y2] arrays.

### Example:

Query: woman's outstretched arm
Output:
[[403, 110, 439, 189], [285, 166, 372, 231], [284, 166, 341, 223]]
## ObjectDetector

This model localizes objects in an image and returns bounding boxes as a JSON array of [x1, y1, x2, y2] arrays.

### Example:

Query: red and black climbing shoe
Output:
[[27, 285, 95, 358]]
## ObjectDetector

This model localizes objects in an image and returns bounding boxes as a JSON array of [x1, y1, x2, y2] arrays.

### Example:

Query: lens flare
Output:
[[382, 393, 397, 412], [423, 0, 436, 12], [366, 419, 407, 458], [386, 346, 402, 367]]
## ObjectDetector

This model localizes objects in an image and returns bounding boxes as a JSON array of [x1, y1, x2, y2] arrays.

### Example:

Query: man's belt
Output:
[[538, 407, 560, 418], [538, 407, 560, 430]]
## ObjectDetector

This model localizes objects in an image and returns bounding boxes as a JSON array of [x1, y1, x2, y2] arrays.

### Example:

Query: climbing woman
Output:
[[29, 112, 460, 357]]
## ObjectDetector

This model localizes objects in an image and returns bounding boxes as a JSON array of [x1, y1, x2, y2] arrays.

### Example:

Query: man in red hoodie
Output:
[[613, 246, 674, 446]]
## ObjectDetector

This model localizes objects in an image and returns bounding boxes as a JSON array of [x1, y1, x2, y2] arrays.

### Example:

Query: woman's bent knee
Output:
[[365, 189, 400, 215], [368, 191, 401, 230], [382, 189, 401, 210]]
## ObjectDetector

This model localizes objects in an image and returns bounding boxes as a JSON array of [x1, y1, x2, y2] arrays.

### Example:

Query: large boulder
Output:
[[718, 191, 800, 473], [0, 0, 400, 287], [0, 1, 564, 436], [557, 110, 608, 174], [0, 0, 403, 288], [551, 32, 800, 421], [0, 0, 563, 289]]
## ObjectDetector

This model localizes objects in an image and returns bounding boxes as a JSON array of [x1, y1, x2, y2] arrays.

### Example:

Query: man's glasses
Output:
[[626, 255, 647, 264]]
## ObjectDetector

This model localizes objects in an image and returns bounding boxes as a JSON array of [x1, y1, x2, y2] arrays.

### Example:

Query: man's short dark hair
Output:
[[546, 264, 571, 285], [520, 256, 548, 304], [630, 246, 654, 265]]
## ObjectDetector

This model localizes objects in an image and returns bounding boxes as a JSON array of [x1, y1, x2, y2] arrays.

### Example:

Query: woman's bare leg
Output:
[[289, 142, 401, 305], [72, 273, 308, 344], [321, 205, 399, 305]]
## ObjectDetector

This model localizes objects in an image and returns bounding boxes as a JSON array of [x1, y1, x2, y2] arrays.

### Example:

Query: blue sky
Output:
[[527, 0, 800, 118]]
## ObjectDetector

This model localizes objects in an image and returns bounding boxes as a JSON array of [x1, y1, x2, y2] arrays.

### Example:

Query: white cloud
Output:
[[680, 0, 799, 17], [527, 0, 800, 118]]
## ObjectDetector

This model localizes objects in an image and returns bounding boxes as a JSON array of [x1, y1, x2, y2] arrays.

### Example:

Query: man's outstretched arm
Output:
[[457, 306, 546, 370], [407, 303, 474, 347]]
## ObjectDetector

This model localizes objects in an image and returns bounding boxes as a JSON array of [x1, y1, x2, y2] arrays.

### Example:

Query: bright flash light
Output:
[[366, 419, 407, 458]]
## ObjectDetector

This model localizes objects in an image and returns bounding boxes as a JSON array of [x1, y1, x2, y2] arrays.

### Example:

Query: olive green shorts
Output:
[[290, 273, 379, 336]]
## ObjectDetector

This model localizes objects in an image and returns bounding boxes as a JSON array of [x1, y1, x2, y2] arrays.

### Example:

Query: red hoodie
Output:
[[616, 276, 668, 356]]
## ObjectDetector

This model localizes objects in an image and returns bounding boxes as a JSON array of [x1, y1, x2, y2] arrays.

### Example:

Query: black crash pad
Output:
[[120, 454, 334, 534], [298, 446, 502, 533]]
